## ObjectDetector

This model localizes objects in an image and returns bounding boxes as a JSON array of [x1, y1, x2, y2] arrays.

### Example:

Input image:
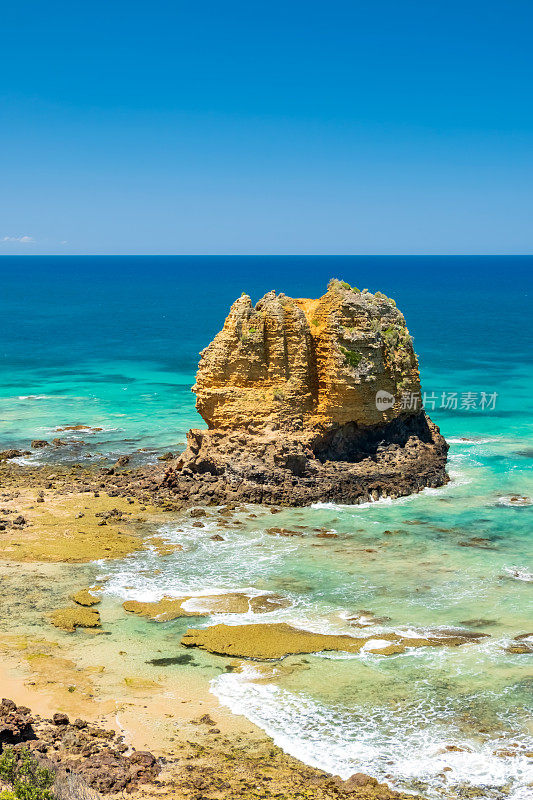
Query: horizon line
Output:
[[1, 253, 532, 258]]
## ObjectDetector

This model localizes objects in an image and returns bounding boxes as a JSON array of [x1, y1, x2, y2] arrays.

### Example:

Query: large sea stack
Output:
[[163, 279, 449, 505]]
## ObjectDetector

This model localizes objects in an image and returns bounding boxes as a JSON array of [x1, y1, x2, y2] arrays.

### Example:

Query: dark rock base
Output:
[[162, 412, 449, 506]]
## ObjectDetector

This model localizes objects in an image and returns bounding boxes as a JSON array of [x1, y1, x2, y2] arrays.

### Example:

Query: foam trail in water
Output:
[[211, 669, 533, 800], [503, 566, 533, 582]]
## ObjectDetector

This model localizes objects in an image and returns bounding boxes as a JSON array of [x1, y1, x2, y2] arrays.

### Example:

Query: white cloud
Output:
[[2, 234, 35, 243]]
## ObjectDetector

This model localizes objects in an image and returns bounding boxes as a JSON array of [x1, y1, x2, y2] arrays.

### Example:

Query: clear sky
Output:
[[1, 1, 532, 255]]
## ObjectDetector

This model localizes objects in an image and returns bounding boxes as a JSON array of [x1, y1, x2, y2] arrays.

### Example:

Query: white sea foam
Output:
[[502, 566, 533, 582], [11, 455, 41, 466], [360, 638, 393, 652], [16, 394, 58, 400], [310, 468, 472, 512], [312, 497, 396, 511], [497, 496, 532, 508], [447, 437, 503, 445], [211, 671, 533, 800], [99, 519, 303, 605], [12, 394, 91, 401]]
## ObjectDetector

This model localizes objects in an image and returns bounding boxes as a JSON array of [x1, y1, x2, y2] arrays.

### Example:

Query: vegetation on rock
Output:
[[0, 748, 54, 800]]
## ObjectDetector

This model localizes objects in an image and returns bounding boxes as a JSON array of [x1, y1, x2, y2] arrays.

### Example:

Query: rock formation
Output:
[[181, 622, 484, 660], [0, 698, 160, 794], [163, 279, 448, 505]]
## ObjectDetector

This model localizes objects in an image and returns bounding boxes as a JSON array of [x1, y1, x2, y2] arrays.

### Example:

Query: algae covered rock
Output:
[[50, 606, 101, 632], [123, 597, 204, 622], [180, 622, 370, 659], [181, 622, 481, 660], [0, 492, 148, 563], [123, 592, 291, 622], [71, 587, 101, 606]]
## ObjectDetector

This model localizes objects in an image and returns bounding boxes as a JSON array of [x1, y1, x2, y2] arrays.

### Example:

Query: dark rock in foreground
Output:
[[0, 698, 160, 794]]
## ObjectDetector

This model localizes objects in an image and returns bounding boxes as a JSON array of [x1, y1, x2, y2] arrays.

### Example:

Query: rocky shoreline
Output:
[[1, 452, 530, 799], [1, 415, 448, 508], [0, 697, 417, 800], [0, 699, 160, 794]]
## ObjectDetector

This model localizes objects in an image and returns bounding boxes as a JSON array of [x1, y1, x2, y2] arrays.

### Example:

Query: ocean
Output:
[[1, 256, 532, 799]]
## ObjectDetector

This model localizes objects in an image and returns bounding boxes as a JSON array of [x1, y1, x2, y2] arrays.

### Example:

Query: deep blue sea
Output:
[[1, 256, 532, 799], [1, 256, 532, 459]]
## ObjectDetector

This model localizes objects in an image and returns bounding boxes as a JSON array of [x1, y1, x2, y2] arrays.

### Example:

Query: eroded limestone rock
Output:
[[163, 279, 448, 505], [70, 588, 101, 607], [194, 280, 421, 430], [50, 607, 101, 633], [181, 622, 477, 660], [123, 592, 291, 622]]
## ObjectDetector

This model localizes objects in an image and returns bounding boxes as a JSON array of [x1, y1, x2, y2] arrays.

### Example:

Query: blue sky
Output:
[[1, 1, 531, 254]]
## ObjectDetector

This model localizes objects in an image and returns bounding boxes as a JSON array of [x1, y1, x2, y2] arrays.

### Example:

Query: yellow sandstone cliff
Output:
[[194, 279, 420, 432]]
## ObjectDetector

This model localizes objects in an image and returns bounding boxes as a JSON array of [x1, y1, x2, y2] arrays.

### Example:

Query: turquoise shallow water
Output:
[[1, 256, 532, 798]]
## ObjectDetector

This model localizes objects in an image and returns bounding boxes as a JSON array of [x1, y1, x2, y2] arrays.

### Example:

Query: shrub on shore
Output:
[[0, 747, 54, 800]]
